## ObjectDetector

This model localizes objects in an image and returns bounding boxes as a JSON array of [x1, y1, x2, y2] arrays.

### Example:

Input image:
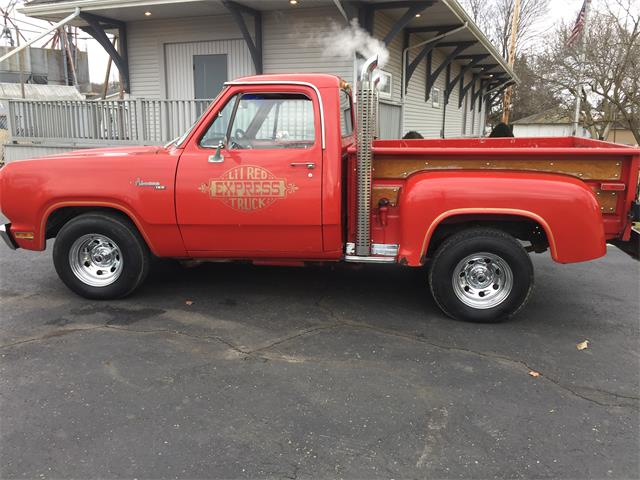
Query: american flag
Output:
[[567, 0, 590, 47]]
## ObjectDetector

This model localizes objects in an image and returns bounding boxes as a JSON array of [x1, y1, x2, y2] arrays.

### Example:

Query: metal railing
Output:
[[6, 98, 212, 145]]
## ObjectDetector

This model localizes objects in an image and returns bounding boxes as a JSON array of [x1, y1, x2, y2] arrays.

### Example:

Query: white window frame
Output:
[[431, 87, 441, 108], [375, 71, 393, 100]]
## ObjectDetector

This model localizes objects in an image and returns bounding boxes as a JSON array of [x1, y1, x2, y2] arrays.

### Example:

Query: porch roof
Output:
[[19, 0, 517, 89]]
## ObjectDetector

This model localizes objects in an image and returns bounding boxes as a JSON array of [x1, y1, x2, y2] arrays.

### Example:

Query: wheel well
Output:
[[426, 214, 550, 258], [45, 206, 138, 240]]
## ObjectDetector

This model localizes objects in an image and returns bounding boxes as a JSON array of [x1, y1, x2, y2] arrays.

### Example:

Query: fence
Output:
[[6, 98, 212, 145]]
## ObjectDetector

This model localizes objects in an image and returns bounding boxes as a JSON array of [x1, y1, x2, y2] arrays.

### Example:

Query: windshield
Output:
[[165, 87, 229, 149]]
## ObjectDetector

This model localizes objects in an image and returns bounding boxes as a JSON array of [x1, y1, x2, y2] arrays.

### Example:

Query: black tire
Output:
[[428, 228, 534, 323], [53, 213, 150, 300]]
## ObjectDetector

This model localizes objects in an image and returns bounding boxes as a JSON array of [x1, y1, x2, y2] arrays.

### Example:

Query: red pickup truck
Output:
[[1, 58, 638, 322]]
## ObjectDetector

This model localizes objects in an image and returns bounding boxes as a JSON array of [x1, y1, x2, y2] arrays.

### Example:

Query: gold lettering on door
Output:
[[199, 165, 298, 212]]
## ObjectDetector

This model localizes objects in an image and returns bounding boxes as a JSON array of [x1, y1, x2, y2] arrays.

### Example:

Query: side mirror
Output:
[[209, 139, 226, 163]]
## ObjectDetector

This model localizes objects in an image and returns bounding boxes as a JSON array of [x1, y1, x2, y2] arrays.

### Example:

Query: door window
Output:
[[228, 93, 315, 150], [200, 95, 238, 148]]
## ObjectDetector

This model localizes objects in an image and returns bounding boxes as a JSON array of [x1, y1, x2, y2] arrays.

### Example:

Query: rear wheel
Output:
[[428, 228, 534, 323], [53, 213, 149, 299]]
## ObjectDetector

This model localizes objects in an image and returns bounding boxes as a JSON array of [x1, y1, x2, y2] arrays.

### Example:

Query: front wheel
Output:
[[428, 228, 534, 323], [53, 213, 150, 299]]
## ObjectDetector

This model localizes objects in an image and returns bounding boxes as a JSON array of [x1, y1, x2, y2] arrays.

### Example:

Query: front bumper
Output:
[[0, 223, 18, 250]]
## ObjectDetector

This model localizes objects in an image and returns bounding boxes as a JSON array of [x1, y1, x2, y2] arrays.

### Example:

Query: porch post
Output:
[[222, 0, 263, 74], [79, 12, 130, 93]]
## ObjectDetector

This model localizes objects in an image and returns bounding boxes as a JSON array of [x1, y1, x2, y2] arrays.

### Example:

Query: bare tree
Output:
[[460, 0, 550, 56], [509, 55, 562, 122], [537, 0, 640, 143], [461, 0, 491, 26], [459, 0, 551, 122]]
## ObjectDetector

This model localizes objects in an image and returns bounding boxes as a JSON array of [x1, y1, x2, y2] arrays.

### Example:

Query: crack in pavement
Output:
[[248, 324, 343, 354], [1, 307, 638, 410], [312, 292, 639, 409], [0, 326, 106, 349], [0, 322, 340, 360], [335, 320, 640, 409]]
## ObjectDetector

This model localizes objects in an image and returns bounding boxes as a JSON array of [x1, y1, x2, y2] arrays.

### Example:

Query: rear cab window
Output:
[[339, 89, 354, 137]]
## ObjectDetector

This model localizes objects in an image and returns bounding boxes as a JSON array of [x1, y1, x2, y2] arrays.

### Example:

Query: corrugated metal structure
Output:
[[0, 45, 90, 88], [0, 83, 85, 100]]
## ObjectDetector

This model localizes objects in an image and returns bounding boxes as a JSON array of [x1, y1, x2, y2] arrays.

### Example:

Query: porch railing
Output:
[[6, 98, 212, 145]]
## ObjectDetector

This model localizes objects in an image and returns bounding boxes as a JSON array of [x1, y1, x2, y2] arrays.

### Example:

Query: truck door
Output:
[[175, 86, 323, 256]]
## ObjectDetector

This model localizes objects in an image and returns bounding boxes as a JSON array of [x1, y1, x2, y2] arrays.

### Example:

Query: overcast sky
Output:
[[3, 0, 586, 85]]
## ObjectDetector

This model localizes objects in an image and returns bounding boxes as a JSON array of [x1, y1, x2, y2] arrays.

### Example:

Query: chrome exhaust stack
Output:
[[355, 55, 379, 256]]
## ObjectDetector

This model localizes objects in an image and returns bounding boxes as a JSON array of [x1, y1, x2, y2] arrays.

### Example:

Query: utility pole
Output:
[[501, 0, 521, 124], [61, 26, 78, 87], [102, 37, 117, 99], [15, 26, 25, 99], [60, 27, 69, 86]]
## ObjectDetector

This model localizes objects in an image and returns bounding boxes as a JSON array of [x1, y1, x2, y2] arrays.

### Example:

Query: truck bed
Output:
[[365, 137, 640, 241]]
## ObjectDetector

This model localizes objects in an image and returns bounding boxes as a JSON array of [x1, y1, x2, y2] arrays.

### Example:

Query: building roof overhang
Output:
[[19, 0, 517, 85]]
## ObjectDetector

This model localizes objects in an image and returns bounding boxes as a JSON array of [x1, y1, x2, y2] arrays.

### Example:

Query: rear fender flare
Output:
[[398, 171, 606, 265], [420, 208, 558, 258]]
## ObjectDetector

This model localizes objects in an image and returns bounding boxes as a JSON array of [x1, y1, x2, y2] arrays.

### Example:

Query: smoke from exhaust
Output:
[[312, 19, 390, 70]]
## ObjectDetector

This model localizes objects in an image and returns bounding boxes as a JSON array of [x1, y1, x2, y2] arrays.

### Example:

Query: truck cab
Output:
[[172, 74, 349, 259]]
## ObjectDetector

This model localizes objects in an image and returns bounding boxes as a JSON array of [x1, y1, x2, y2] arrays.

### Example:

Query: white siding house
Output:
[[8, 0, 515, 161], [512, 109, 591, 138]]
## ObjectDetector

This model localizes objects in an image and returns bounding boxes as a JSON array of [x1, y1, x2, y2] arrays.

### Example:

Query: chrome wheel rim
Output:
[[452, 252, 513, 309], [69, 234, 123, 287]]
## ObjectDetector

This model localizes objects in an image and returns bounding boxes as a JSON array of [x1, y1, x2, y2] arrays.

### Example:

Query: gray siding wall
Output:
[[124, 8, 486, 138], [403, 47, 480, 138], [379, 102, 401, 139], [404, 47, 449, 138], [444, 62, 465, 138], [164, 40, 254, 99], [373, 13, 403, 139], [262, 6, 353, 81], [373, 13, 403, 105], [127, 14, 255, 99]]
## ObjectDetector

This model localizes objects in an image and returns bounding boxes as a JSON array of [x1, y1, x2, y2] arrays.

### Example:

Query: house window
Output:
[[375, 71, 393, 100], [431, 87, 441, 108]]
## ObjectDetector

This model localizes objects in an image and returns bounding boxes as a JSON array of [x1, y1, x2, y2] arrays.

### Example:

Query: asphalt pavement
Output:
[[0, 242, 638, 479]]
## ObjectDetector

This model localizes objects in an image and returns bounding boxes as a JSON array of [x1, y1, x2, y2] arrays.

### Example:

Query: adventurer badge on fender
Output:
[[199, 165, 299, 212]]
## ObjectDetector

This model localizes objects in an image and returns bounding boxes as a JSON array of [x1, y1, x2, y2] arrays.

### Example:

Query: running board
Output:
[[345, 242, 399, 257], [344, 255, 396, 264]]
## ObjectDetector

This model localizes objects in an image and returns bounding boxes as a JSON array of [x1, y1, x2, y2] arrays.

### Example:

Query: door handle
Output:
[[290, 162, 315, 169]]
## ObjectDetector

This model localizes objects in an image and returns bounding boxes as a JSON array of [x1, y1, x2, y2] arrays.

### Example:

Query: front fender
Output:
[[398, 171, 606, 265], [0, 153, 185, 257]]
